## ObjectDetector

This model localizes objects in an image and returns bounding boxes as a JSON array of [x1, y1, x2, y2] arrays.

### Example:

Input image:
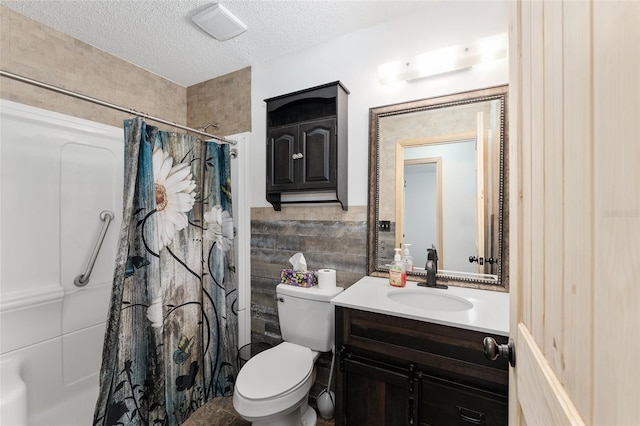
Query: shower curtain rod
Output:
[[0, 70, 237, 145]]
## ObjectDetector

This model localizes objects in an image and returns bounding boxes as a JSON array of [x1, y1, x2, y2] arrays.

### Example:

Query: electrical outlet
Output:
[[379, 220, 391, 232]]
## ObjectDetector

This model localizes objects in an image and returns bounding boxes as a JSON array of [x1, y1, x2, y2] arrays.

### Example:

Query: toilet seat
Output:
[[234, 342, 315, 421], [235, 342, 313, 400]]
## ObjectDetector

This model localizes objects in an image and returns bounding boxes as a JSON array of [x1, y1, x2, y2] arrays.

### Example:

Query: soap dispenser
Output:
[[401, 244, 414, 273], [389, 248, 406, 287]]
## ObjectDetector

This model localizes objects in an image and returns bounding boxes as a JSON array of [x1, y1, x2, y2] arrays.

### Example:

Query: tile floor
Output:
[[182, 396, 335, 426]]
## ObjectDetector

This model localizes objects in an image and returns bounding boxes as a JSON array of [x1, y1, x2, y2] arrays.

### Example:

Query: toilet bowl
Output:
[[233, 284, 343, 425], [233, 342, 319, 425]]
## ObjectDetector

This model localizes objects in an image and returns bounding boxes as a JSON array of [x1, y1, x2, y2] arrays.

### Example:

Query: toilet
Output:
[[233, 283, 343, 425]]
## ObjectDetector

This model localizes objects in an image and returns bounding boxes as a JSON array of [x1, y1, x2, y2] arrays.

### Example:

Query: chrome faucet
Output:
[[419, 245, 448, 289]]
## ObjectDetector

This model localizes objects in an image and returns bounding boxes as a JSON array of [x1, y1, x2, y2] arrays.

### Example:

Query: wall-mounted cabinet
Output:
[[265, 81, 349, 211]]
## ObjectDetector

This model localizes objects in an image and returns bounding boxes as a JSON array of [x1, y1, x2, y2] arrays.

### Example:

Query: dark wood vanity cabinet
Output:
[[335, 307, 509, 426], [265, 81, 349, 211]]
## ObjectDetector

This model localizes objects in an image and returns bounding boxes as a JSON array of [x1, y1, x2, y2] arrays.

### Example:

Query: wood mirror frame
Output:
[[367, 85, 509, 289]]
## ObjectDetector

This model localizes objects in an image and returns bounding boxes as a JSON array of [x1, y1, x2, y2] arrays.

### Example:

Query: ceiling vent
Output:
[[191, 3, 247, 41]]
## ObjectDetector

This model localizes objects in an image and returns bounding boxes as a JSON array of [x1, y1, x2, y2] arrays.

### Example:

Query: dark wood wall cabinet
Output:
[[335, 307, 509, 426], [264, 81, 349, 211]]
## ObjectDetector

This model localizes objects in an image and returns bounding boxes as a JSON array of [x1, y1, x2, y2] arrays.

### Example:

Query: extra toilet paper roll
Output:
[[317, 269, 337, 289]]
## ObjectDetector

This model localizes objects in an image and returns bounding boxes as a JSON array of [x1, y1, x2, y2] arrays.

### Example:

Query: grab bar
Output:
[[74, 210, 114, 287]]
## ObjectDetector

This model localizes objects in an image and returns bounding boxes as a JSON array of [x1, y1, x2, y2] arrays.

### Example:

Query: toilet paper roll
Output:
[[317, 269, 337, 289]]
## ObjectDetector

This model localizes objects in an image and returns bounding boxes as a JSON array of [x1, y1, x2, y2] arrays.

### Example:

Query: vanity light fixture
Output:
[[191, 3, 247, 41], [378, 32, 508, 84]]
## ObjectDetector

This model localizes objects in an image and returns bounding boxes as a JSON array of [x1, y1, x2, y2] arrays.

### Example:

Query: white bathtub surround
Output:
[[0, 101, 251, 426], [0, 100, 123, 425], [0, 356, 27, 425], [331, 276, 509, 336]]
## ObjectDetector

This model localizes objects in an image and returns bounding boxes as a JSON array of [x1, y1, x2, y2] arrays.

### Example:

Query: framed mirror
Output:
[[367, 85, 508, 287]]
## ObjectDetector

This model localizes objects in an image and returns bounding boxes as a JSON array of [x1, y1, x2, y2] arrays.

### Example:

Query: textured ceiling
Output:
[[3, 0, 435, 87]]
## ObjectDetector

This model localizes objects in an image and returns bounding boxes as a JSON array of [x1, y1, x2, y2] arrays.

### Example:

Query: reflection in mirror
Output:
[[403, 156, 442, 269], [368, 86, 508, 287]]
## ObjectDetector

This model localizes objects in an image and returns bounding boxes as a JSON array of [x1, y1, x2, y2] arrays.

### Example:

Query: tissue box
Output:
[[280, 269, 317, 287]]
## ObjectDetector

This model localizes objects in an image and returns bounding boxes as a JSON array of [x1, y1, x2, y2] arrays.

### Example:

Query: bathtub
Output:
[[0, 100, 252, 425], [0, 100, 123, 425]]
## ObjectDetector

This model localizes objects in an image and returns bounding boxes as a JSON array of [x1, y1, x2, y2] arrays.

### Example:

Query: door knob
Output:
[[483, 337, 516, 367]]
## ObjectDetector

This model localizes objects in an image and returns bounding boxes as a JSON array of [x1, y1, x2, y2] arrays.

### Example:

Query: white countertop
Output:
[[331, 276, 509, 336]]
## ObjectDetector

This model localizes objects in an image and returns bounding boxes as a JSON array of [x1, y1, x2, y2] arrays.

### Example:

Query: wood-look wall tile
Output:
[[249, 217, 368, 349]]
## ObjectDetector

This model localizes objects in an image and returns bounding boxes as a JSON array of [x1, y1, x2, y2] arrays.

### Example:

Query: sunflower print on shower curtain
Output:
[[94, 118, 238, 426]]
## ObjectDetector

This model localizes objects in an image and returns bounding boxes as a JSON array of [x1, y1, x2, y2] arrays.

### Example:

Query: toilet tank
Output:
[[276, 284, 343, 352]]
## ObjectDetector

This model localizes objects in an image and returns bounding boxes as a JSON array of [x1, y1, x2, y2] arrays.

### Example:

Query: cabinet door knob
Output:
[[483, 337, 516, 367], [297, 152, 304, 159]]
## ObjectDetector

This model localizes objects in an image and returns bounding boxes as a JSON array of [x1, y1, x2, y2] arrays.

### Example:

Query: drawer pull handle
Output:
[[457, 406, 486, 424]]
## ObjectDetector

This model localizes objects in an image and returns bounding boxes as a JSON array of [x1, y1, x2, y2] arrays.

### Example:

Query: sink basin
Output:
[[387, 289, 473, 312]]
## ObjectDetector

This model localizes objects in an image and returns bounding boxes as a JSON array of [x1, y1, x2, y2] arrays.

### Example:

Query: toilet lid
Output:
[[236, 342, 313, 401]]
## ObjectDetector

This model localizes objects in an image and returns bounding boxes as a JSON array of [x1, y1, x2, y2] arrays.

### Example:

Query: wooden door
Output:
[[509, 1, 640, 424]]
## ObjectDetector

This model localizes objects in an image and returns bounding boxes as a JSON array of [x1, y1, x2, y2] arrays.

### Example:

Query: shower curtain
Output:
[[94, 118, 237, 425]]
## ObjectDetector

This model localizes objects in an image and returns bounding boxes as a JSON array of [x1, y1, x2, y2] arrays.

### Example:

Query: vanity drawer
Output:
[[420, 374, 507, 426]]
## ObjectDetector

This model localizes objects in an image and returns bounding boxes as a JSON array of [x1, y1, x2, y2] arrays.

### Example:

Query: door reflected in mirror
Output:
[[403, 157, 441, 269], [368, 85, 508, 287]]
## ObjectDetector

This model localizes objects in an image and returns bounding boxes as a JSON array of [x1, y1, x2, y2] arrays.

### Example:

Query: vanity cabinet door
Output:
[[419, 375, 507, 426], [340, 355, 417, 426]]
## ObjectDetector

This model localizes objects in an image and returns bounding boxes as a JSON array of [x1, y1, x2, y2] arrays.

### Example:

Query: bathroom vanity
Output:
[[331, 277, 509, 425]]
